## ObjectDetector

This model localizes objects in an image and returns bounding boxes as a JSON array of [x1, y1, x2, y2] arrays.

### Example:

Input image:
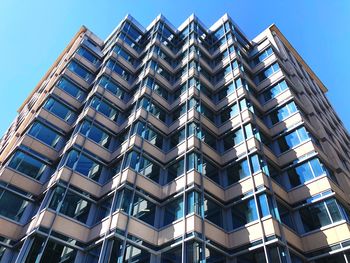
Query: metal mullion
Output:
[[0, 184, 35, 203], [247, 64, 294, 262], [14, 60, 110, 261], [37, 39, 111, 263], [113, 25, 158, 263], [231, 33, 272, 262], [181, 21, 192, 263]]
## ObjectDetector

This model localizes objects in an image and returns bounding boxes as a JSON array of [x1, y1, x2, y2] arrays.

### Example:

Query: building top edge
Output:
[[17, 26, 88, 114], [268, 24, 328, 93]]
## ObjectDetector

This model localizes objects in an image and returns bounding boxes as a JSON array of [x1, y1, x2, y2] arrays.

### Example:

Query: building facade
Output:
[[0, 13, 350, 262]]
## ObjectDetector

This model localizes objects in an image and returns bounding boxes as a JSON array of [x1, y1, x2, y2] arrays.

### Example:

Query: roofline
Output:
[[269, 24, 328, 93], [17, 25, 88, 113]]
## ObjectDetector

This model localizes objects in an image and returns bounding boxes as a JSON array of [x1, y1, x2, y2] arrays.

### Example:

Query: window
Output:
[[113, 45, 135, 65], [198, 128, 217, 150], [235, 77, 243, 88], [77, 46, 100, 65], [80, 120, 111, 148], [132, 121, 163, 149], [67, 60, 93, 82], [288, 158, 335, 188], [106, 59, 131, 81], [213, 25, 225, 39], [122, 21, 142, 42], [116, 188, 133, 213], [277, 127, 310, 153], [146, 77, 169, 100], [138, 97, 166, 122], [123, 151, 140, 171], [56, 77, 85, 101], [227, 158, 250, 185], [161, 245, 182, 262], [65, 150, 102, 182], [90, 96, 119, 122], [202, 158, 219, 184], [277, 202, 296, 230], [163, 198, 183, 226], [300, 198, 345, 232], [220, 102, 239, 123], [172, 102, 187, 121], [123, 151, 161, 184], [28, 121, 62, 148], [204, 198, 223, 228], [49, 186, 91, 224], [223, 127, 244, 151], [187, 191, 201, 215], [0, 187, 31, 222], [111, 239, 137, 262], [123, 243, 151, 262], [237, 246, 286, 263], [8, 151, 46, 180], [232, 197, 258, 229], [43, 98, 75, 122], [218, 82, 235, 101], [138, 156, 161, 183], [148, 60, 172, 82], [187, 152, 201, 172], [26, 236, 77, 263], [170, 127, 186, 149], [131, 194, 156, 226], [198, 104, 215, 122], [252, 47, 273, 65], [232, 60, 239, 70], [93, 197, 113, 224], [167, 158, 185, 183], [119, 32, 140, 52], [154, 46, 174, 67], [266, 101, 297, 126], [262, 80, 288, 103], [256, 62, 280, 83], [258, 194, 274, 218], [98, 76, 125, 100]]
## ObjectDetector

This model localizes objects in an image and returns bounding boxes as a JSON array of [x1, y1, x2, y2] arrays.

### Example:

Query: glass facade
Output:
[[0, 14, 349, 263]]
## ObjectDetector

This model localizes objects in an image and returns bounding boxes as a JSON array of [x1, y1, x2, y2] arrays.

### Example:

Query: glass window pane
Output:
[[132, 194, 156, 226], [251, 154, 261, 174], [8, 151, 46, 180], [258, 194, 270, 217], [28, 122, 61, 148], [163, 198, 183, 226], [44, 98, 74, 122], [310, 158, 325, 177], [167, 158, 184, 183], [300, 201, 331, 232], [123, 244, 151, 263], [232, 197, 258, 229], [204, 198, 223, 228], [326, 199, 343, 222], [0, 189, 30, 222]]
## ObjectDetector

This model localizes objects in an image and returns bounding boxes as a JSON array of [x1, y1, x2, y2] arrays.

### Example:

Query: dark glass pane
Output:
[[163, 198, 183, 226], [131, 195, 156, 226], [0, 189, 30, 221], [9, 151, 46, 180], [232, 198, 258, 229]]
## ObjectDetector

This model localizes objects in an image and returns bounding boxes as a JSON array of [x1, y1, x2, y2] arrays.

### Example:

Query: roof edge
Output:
[[269, 24, 328, 93], [17, 26, 88, 113]]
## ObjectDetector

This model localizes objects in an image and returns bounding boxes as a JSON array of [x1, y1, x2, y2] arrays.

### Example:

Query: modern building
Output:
[[0, 13, 350, 263]]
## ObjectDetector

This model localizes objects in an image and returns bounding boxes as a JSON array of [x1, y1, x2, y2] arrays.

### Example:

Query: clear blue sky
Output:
[[0, 0, 349, 136]]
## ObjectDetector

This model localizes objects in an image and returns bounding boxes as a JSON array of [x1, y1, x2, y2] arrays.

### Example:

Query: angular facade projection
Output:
[[1, 13, 350, 262]]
